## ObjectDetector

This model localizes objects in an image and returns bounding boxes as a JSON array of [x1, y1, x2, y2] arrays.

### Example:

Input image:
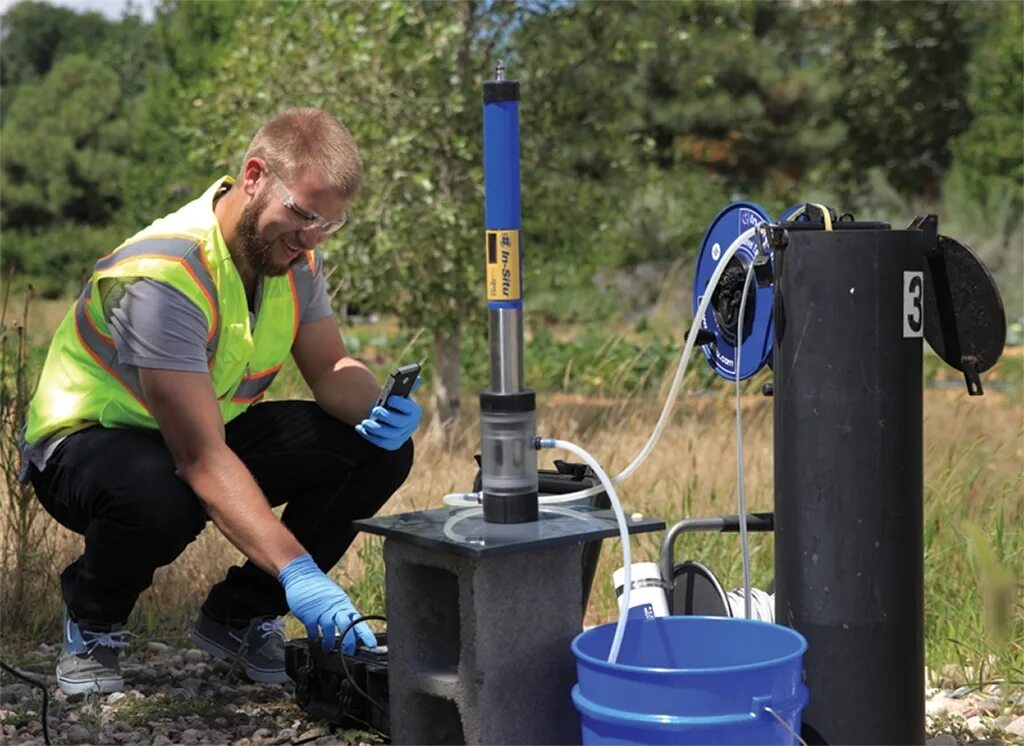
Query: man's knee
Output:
[[355, 438, 414, 518], [389, 438, 415, 487], [113, 491, 207, 566]]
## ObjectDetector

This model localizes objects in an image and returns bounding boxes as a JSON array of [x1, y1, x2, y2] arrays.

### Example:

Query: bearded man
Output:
[[20, 109, 420, 694]]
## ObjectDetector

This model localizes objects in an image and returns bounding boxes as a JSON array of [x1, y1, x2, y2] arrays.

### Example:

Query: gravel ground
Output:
[[0, 641, 381, 745], [1, 642, 1021, 745]]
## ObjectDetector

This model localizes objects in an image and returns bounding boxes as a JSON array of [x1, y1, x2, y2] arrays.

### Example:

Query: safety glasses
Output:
[[269, 173, 347, 235]]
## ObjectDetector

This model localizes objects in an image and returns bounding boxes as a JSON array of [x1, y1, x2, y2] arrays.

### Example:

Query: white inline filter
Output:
[[612, 562, 670, 621]]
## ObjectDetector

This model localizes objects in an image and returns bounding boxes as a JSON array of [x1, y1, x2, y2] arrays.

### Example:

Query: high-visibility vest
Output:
[[25, 178, 323, 445]]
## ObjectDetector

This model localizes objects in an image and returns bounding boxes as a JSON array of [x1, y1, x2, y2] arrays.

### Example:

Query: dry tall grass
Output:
[[2, 333, 1021, 684]]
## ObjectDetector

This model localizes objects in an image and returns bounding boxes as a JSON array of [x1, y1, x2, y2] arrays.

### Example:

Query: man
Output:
[[20, 108, 420, 695]]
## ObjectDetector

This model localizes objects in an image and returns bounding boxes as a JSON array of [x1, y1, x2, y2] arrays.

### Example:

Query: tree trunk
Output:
[[433, 326, 462, 434]]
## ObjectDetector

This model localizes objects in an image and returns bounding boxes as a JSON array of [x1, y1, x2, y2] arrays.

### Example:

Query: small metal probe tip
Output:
[[495, 60, 506, 81]]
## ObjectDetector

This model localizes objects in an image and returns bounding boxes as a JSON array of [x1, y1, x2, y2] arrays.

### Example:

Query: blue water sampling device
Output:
[[479, 60, 539, 524]]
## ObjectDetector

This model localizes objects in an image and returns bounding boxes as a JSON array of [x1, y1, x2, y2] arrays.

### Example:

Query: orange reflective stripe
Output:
[[93, 235, 220, 355], [96, 234, 199, 269], [288, 270, 300, 341], [95, 233, 200, 264], [248, 363, 283, 378], [230, 364, 282, 404], [181, 260, 218, 344], [79, 281, 113, 345], [73, 287, 148, 409], [194, 244, 219, 345]]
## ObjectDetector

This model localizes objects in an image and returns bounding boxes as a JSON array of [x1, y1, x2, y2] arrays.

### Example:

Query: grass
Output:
[[2, 300, 1021, 698], [299, 376, 1019, 691]]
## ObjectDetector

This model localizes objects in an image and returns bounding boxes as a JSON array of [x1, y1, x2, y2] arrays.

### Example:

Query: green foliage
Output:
[[0, 0, 246, 231], [947, 1, 1024, 217], [339, 320, 726, 398], [599, 167, 731, 268], [1, 1, 113, 99], [0, 1, 152, 121], [923, 441, 1024, 687], [2, 223, 134, 298], [527, 257, 620, 326], [516, 1, 842, 186], [184, 1, 517, 344], [346, 536, 387, 620], [818, 1, 974, 200], [1, 53, 133, 227], [118, 0, 250, 226], [514, 0, 842, 271], [939, 175, 1024, 324], [2, 0, 1019, 332]]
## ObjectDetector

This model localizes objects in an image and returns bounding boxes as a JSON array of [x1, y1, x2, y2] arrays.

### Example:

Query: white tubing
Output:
[[440, 503, 601, 545], [537, 437, 631, 664], [725, 587, 775, 622], [442, 507, 484, 544], [582, 224, 758, 489], [734, 256, 757, 618], [441, 225, 760, 510], [441, 491, 482, 506]]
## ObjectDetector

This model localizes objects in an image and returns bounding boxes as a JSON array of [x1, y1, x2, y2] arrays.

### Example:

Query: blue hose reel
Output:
[[692, 202, 775, 380]]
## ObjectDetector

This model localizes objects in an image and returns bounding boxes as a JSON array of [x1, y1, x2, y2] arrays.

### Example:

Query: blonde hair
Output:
[[241, 108, 362, 198]]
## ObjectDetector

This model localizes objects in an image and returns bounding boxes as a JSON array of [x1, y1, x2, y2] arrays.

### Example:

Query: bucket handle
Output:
[[572, 686, 809, 739], [763, 703, 808, 746], [753, 696, 809, 745]]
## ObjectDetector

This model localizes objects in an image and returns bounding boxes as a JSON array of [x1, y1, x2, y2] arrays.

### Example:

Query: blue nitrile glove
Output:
[[278, 554, 377, 654], [355, 378, 422, 451]]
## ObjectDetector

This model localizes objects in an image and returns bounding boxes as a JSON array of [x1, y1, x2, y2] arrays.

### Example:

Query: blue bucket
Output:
[[571, 616, 808, 745]]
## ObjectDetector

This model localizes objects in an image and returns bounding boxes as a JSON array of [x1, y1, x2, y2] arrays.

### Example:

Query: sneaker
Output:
[[57, 609, 130, 695], [189, 611, 288, 684]]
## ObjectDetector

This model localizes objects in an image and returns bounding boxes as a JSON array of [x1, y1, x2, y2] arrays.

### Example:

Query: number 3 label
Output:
[[903, 271, 924, 338]]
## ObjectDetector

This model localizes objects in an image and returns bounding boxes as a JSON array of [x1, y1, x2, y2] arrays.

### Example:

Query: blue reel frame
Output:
[[692, 201, 775, 381]]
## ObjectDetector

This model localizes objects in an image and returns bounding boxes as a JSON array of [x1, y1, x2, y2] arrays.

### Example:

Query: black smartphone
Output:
[[374, 363, 421, 409]]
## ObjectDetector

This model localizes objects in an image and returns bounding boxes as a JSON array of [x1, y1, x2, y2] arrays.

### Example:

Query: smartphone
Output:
[[374, 363, 421, 410]]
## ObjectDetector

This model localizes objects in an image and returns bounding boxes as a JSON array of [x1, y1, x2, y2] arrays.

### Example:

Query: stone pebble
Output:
[[926, 680, 1024, 744], [0, 642, 370, 745]]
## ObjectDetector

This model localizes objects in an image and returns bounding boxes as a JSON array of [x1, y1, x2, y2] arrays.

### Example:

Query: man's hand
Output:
[[279, 554, 377, 654], [355, 381, 422, 451]]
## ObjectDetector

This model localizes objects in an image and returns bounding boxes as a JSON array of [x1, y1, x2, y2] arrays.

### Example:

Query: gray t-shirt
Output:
[[21, 272, 332, 477], [103, 275, 332, 373]]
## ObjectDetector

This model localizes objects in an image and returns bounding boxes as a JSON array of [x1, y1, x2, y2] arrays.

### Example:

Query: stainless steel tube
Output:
[[489, 307, 524, 394]]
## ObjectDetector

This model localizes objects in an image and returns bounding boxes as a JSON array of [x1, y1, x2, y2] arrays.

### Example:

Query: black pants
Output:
[[30, 401, 413, 626]]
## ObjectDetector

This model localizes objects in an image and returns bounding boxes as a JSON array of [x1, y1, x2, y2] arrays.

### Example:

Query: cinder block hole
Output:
[[400, 563, 460, 670], [409, 693, 465, 745]]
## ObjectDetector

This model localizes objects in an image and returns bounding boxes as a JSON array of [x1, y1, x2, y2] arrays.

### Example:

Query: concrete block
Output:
[[384, 539, 584, 745]]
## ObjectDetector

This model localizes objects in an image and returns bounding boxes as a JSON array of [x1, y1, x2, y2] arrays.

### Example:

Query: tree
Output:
[[816, 0, 973, 200], [187, 1, 524, 426], [0, 0, 148, 117], [0, 1, 103, 85], [947, 1, 1024, 213], [118, 0, 250, 225], [943, 1, 1024, 319], [1, 54, 132, 228], [510, 0, 843, 273]]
